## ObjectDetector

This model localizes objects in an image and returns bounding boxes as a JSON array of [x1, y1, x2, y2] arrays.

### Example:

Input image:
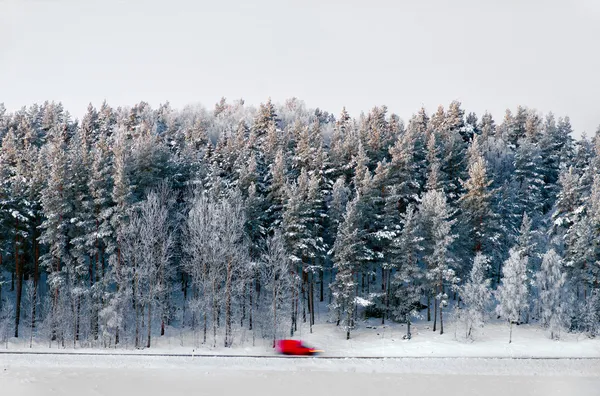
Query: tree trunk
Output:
[[319, 268, 324, 302], [14, 225, 22, 338], [147, 301, 152, 348], [32, 226, 39, 331], [0, 254, 3, 310], [224, 259, 232, 348], [427, 293, 431, 321], [309, 272, 314, 333], [90, 252, 97, 341], [249, 279, 253, 331], [302, 270, 307, 323], [433, 297, 438, 332], [273, 273, 277, 348], [439, 296, 444, 335], [346, 307, 351, 340], [134, 268, 140, 348], [361, 273, 365, 295], [290, 287, 295, 337], [381, 268, 386, 325], [115, 246, 121, 346], [509, 321, 513, 343], [75, 295, 81, 342], [294, 283, 299, 332], [406, 315, 412, 340], [241, 283, 246, 327], [203, 310, 207, 345], [386, 269, 392, 321], [212, 279, 217, 348]]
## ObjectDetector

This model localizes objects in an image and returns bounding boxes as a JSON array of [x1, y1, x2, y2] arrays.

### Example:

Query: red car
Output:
[[276, 339, 323, 356]]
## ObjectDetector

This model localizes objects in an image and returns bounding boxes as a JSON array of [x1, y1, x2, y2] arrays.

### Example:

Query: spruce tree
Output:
[[496, 248, 529, 343]]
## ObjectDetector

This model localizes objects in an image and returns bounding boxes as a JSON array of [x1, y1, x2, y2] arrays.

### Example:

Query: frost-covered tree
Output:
[[330, 196, 364, 340], [390, 205, 423, 339], [458, 253, 492, 339], [496, 248, 529, 343], [120, 187, 174, 348], [260, 230, 295, 346], [537, 249, 568, 339], [419, 189, 457, 334], [457, 139, 497, 277], [39, 123, 74, 343]]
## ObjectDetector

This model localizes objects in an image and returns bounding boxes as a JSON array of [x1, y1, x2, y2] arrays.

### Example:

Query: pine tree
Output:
[[458, 252, 492, 339], [390, 204, 423, 339], [457, 138, 497, 278], [328, 177, 350, 238], [39, 123, 74, 343], [330, 196, 365, 340], [388, 123, 421, 213], [550, 167, 581, 245], [265, 149, 288, 232], [496, 248, 529, 343], [479, 112, 496, 140], [419, 189, 457, 334], [537, 249, 568, 339], [513, 138, 546, 222]]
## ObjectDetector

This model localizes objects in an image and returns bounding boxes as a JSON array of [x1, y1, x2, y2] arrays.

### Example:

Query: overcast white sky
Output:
[[1, 0, 599, 136]]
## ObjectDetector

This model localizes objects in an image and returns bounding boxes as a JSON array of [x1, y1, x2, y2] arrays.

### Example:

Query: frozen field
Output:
[[1, 353, 599, 396]]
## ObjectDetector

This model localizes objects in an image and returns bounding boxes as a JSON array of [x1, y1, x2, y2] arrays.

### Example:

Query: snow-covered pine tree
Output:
[[513, 138, 546, 224], [66, 126, 95, 345], [330, 196, 365, 340], [387, 122, 421, 214], [458, 252, 492, 339], [39, 122, 76, 345], [265, 149, 288, 233], [496, 248, 529, 343], [419, 189, 457, 334], [537, 249, 568, 339], [550, 167, 581, 247], [457, 137, 497, 279], [390, 204, 423, 339], [479, 112, 496, 141]]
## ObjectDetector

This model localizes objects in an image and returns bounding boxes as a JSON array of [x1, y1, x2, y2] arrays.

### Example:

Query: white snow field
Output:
[[4, 318, 599, 358], [1, 353, 599, 396]]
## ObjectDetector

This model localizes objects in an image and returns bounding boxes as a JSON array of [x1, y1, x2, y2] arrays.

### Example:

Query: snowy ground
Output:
[[1, 353, 599, 396], [3, 318, 600, 358]]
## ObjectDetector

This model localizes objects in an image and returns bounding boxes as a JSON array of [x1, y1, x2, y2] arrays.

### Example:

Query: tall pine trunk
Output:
[[433, 296, 438, 332], [273, 272, 278, 348], [224, 259, 233, 348], [439, 282, 444, 335], [147, 299, 152, 348], [381, 268, 386, 325], [427, 293, 431, 321], [319, 268, 324, 302], [14, 224, 22, 338], [309, 272, 314, 333], [248, 279, 253, 331], [302, 270, 307, 323], [31, 232, 39, 340]]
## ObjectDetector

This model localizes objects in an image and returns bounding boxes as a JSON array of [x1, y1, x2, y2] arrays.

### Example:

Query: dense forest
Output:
[[0, 98, 598, 349]]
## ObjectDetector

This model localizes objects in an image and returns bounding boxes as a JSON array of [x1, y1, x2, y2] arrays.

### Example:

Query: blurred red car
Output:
[[276, 339, 323, 356]]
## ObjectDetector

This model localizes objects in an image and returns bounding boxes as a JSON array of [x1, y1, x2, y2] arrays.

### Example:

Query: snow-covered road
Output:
[[1, 354, 599, 395]]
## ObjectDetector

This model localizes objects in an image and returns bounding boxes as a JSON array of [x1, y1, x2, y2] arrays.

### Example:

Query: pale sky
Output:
[[1, 0, 599, 136]]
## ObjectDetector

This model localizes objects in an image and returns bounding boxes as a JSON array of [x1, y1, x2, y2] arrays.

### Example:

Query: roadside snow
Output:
[[4, 318, 599, 359]]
